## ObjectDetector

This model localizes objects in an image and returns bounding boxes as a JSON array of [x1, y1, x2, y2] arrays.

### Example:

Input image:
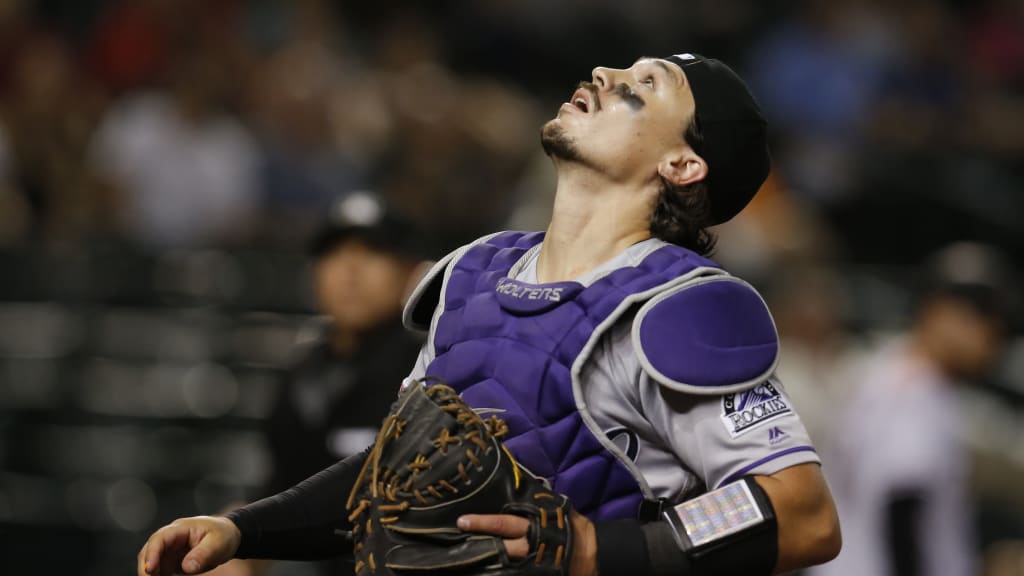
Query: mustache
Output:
[[575, 81, 645, 111]]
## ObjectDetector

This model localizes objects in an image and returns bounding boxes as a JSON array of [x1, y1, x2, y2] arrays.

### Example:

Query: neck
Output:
[[906, 323, 952, 379], [329, 326, 360, 356], [537, 163, 657, 283]]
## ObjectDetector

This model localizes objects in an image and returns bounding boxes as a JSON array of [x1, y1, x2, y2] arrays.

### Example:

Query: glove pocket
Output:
[[385, 535, 503, 572]]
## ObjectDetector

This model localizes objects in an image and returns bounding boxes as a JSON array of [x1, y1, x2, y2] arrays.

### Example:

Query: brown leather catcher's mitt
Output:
[[345, 379, 573, 576]]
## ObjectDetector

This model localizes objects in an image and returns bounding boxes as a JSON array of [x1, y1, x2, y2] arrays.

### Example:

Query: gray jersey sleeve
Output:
[[582, 315, 820, 500], [406, 341, 431, 382]]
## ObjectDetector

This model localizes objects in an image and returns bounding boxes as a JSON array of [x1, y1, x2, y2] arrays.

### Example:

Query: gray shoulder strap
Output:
[[402, 250, 457, 332], [401, 233, 503, 331]]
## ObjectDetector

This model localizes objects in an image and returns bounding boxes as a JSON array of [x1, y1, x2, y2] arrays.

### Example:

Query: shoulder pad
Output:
[[632, 277, 778, 395]]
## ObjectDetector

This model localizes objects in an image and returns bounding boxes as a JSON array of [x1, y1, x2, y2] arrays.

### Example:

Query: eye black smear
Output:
[[615, 83, 645, 110]]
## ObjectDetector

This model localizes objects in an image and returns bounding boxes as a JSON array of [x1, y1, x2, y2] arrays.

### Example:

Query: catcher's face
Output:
[[542, 58, 702, 184]]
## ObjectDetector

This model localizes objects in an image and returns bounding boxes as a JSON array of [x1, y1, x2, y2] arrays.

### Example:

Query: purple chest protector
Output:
[[425, 231, 719, 520]]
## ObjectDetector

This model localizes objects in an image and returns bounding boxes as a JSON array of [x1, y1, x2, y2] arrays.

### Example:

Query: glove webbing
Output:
[[346, 385, 510, 573]]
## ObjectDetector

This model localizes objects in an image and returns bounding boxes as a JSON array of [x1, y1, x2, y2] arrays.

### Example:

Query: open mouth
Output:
[[570, 87, 594, 113]]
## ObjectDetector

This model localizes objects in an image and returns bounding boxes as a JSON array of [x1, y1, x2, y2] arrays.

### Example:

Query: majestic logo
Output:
[[767, 426, 788, 446], [721, 382, 791, 438]]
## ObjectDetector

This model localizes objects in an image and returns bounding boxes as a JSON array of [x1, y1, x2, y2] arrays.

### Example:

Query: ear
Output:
[[657, 148, 707, 187]]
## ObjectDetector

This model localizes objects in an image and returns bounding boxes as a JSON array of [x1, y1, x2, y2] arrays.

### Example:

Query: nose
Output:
[[591, 67, 615, 90]]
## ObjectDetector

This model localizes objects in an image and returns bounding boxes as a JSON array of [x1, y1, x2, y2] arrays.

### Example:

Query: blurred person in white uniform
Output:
[[814, 242, 1014, 576]]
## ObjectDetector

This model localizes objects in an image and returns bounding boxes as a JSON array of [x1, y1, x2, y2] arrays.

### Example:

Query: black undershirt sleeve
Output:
[[225, 448, 369, 560], [886, 491, 925, 576]]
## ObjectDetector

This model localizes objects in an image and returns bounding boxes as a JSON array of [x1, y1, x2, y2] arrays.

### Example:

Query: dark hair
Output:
[[650, 118, 717, 256]]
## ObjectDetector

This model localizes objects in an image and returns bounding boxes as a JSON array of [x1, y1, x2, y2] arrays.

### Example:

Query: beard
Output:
[[540, 121, 582, 162]]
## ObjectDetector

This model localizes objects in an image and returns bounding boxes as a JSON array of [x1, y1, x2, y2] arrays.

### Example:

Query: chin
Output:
[[540, 120, 582, 161]]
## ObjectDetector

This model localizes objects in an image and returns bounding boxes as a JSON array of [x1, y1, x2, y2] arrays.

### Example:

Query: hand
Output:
[[457, 512, 597, 576], [137, 515, 241, 576]]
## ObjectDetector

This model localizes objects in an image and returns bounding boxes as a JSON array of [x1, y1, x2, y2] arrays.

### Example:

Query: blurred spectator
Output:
[[767, 262, 865, 448], [746, 0, 896, 204], [966, 0, 1024, 92], [984, 540, 1024, 576], [369, 11, 542, 251], [712, 171, 836, 280], [0, 0, 30, 90], [89, 43, 260, 247], [868, 0, 962, 153], [243, 22, 377, 245], [0, 31, 109, 242], [85, 0, 174, 95], [962, 0, 1024, 158], [0, 110, 29, 243], [814, 242, 1015, 576], [215, 192, 427, 576], [844, 0, 974, 259], [383, 70, 540, 251]]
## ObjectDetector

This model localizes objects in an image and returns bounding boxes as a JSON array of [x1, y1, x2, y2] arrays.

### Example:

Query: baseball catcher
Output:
[[345, 379, 573, 576], [137, 52, 842, 576]]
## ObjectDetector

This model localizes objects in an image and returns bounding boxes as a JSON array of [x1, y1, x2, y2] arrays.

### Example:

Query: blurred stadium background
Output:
[[0, 0, 1022, 574]]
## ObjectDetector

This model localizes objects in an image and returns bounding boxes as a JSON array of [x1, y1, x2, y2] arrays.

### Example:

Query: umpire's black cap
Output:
[[921, 242, 1016, 319], [309, 191, 423, 260], [664, 53, 770, 225]]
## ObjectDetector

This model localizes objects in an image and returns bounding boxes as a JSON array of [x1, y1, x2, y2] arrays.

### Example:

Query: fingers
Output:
[[137, 517, 239, 576], [137, 545, 149, 576], [181, 533, 222, 574], [501, 536, 531, 558], [457, 514, 531, 558], [457, 514, 530, 538], [139, 523, 190, 576]]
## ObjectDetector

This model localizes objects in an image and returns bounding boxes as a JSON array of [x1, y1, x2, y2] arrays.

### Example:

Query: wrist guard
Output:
[[660, 477, 778, 576]]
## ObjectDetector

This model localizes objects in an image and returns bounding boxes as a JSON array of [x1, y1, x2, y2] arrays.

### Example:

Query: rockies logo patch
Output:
[[721, 382, 791, 438]]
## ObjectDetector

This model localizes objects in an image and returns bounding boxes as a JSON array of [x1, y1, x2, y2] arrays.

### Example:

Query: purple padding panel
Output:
[[639, 280, 777, 388]]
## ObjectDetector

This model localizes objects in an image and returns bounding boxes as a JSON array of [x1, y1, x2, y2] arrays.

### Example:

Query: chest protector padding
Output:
[[426, 231, 717, 519]]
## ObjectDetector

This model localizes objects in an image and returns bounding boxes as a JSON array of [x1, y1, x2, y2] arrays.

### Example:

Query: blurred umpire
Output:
[[269, 192, 426, 490], [245, 192, 426, 576]]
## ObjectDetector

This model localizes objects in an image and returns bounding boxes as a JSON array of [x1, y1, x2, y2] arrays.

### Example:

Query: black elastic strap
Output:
[[594, 520, 655, 576], [638, 497, 667, 522], [644, 521, 693, 576]]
